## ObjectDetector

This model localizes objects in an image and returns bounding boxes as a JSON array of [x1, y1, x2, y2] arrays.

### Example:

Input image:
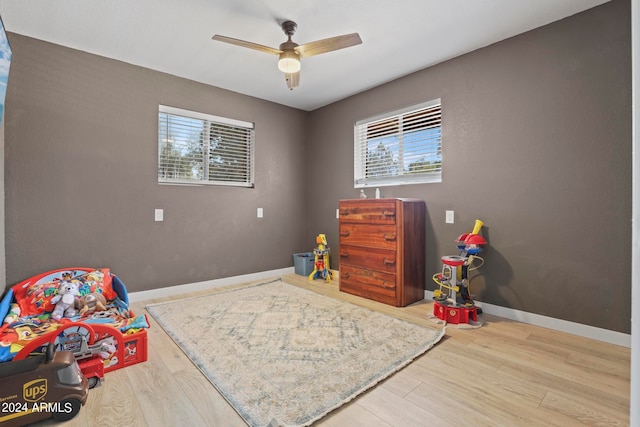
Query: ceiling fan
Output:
[[212, 21, 362, 90]]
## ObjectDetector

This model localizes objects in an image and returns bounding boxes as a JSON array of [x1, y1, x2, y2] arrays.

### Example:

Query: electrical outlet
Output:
[[257, 207, 263, 218], [336, 208, 340, 219], [155, 209, 164, 222], [446, 210, 454, 224]]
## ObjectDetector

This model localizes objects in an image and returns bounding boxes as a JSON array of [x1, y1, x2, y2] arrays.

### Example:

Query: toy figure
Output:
[[50, 281, 80, 320], [76, 293, 108, 316], [308, 233, 333, 282]]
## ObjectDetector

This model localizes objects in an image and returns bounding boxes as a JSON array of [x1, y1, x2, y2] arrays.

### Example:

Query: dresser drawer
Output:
[[339, 200, 396, 224], [339, 223, 397, 250], [339, 265, 397, 306], [339, 244, 397, 273]]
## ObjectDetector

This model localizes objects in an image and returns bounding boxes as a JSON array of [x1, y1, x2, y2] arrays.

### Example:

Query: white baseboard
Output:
[[128, 267, 294, 303], [424, 290, 631, 348], [130, 270, 629, 348]]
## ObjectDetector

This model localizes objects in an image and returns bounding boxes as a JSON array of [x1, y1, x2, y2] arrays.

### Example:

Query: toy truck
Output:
[[78, 356, 104, 389], [0, 345, 88, 426]]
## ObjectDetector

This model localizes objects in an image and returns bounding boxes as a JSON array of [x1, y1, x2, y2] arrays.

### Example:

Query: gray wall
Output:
[[2, 1, 631, 333], [307, 0, 632, 333], [4, 34, 309, 292]]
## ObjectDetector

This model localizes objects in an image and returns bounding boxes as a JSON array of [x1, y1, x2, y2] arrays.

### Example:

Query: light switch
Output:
[[155, 209, 164, 222], [446, 210, 454, 224], [257, 207, 263, 218]]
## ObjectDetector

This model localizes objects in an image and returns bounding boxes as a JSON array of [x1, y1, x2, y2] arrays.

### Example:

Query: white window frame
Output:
[[158, 105, 255, 187], [354, 98, 442, 188]]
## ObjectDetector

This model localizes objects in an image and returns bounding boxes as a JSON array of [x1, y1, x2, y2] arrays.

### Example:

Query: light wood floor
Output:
[[34, 273, 630, 426]]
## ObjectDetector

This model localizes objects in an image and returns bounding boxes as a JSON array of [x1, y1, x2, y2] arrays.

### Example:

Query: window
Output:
[[354, 99, 442, 188], [158, 105, 255, 187]]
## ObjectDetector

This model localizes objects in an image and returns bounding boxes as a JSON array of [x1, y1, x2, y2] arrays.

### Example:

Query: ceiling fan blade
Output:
[[212, 35, 282, 55], [285, 71, 300, 90], [294, 33, 362, 58]]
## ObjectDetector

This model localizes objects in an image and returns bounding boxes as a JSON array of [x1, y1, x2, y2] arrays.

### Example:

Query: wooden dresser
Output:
[[338, 198, 425, 307]]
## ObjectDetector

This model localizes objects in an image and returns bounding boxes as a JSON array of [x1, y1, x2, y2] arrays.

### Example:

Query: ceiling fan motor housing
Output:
[[281, 20, 298, 37]]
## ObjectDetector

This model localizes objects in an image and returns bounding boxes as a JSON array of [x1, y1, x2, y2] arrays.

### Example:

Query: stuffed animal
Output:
[[76, 292, 107, 316], [50, 281, 80, 320]]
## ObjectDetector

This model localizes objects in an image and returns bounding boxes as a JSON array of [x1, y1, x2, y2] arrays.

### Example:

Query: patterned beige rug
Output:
[[146, 278, 444, 427]]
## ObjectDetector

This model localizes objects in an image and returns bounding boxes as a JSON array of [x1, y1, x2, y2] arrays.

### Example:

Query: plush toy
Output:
[[50, 281, 80, 320], [76, 292, 107, 316]]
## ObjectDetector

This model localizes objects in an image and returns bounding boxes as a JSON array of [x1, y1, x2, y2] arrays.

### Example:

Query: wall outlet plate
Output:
[[257, 207, 263, 218], [155, 209, 164, 222]]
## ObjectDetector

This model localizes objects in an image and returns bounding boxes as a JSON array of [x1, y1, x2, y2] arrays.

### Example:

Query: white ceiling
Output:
[[0, 0, 610, 111]]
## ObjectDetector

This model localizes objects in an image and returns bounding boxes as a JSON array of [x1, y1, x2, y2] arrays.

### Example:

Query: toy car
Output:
[[0, 344, 88, 426]]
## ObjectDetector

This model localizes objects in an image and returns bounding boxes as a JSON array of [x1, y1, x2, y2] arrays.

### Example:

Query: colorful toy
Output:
[[0, 345, 89, 426], [79, 356, 105, 389], [431, 219, 487, 327], [76, 292, 108, 316], [308, 234, 333, 282], [50, 280, 80, 320]]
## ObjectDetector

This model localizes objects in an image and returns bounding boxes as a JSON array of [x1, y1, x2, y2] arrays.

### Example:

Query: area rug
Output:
[[146, 278, 445, 427]]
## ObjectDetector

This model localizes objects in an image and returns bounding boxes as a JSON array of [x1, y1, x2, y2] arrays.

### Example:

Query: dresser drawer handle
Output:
[[383, 233, 396, 241], [340, 251, 350, 258], [383, 258, 396, 266], [340, 230, 350, 237], [382, 210, 395, 217], [339, 209, 350, 216], [342, 272, 350, 279]]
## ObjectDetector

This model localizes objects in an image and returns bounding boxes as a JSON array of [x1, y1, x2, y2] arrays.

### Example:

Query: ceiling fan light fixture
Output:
[[278, 51, 301, 73], [212, 20, 361, 90]]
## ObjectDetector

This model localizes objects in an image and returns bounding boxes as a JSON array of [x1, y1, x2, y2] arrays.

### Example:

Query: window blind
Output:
[[158, 105, 255, 187], [354, 99, 442, 187]]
